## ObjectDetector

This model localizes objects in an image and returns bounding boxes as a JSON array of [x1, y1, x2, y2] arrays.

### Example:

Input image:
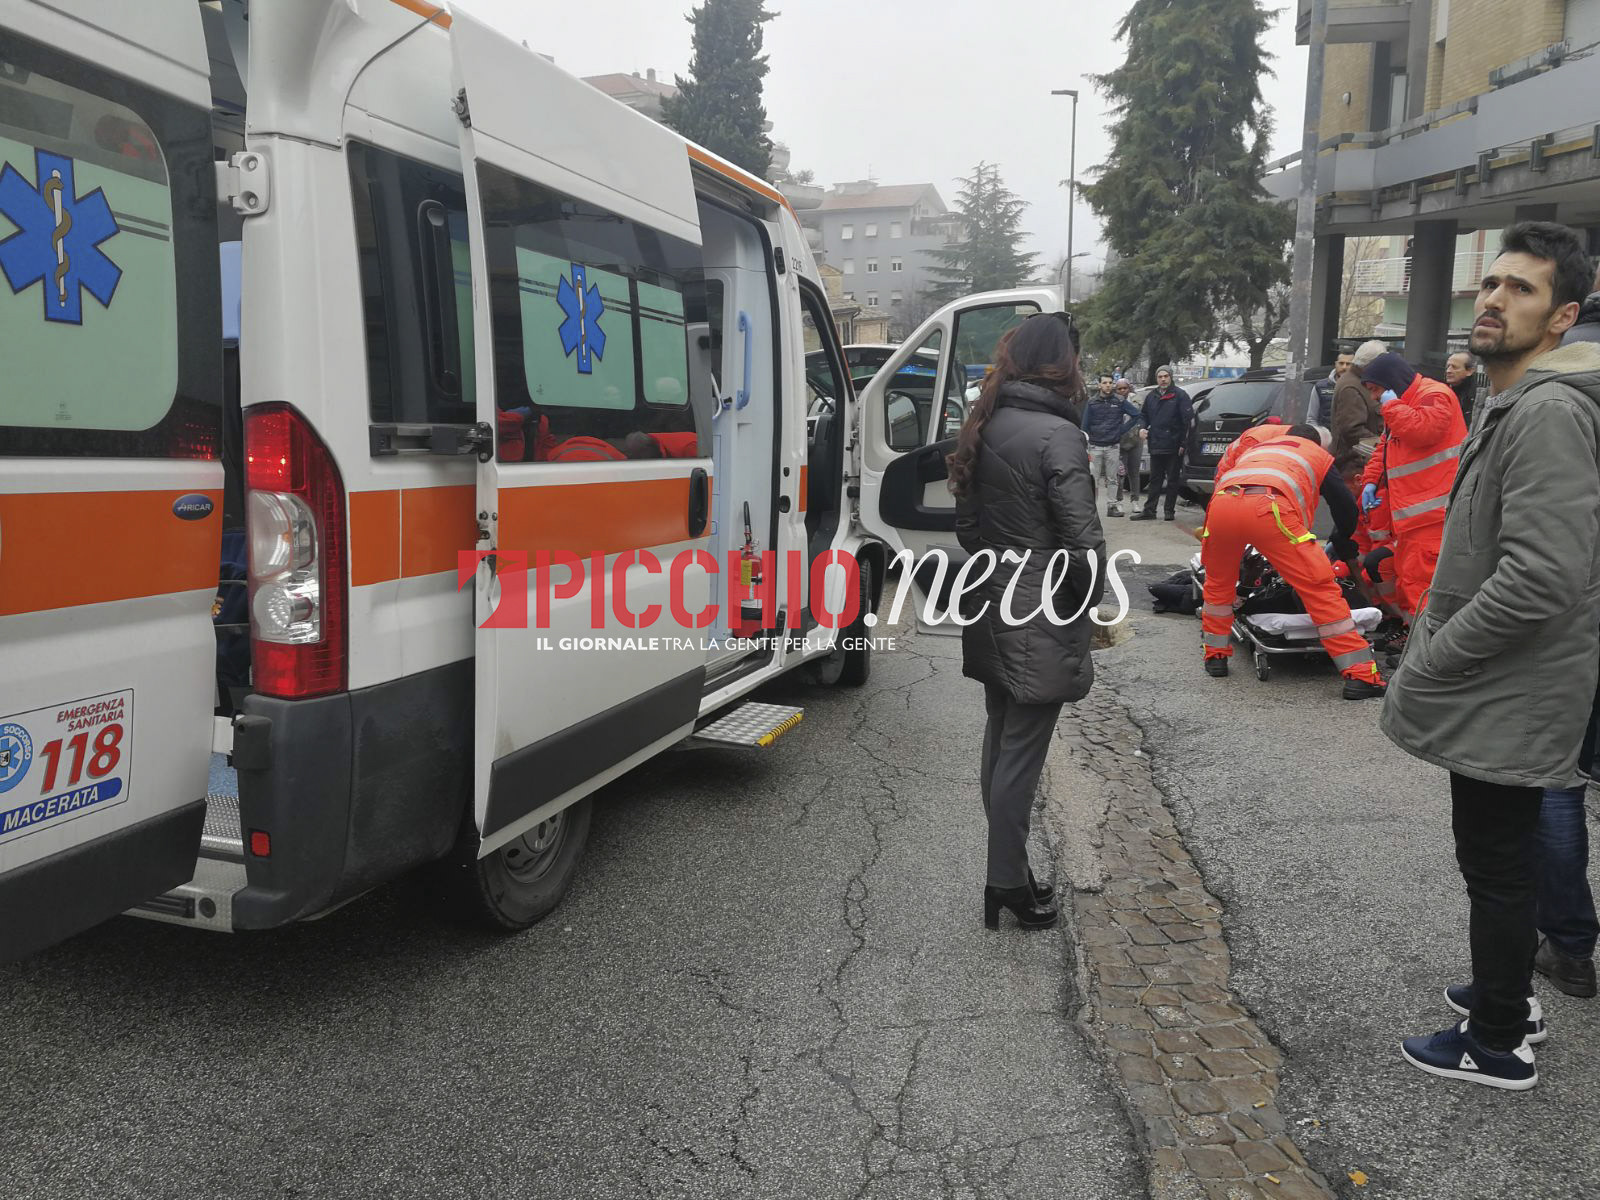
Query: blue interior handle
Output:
[[735, 311, 753, 410]]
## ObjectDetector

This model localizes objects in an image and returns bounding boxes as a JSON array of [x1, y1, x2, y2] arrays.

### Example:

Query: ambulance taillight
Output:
[[244, 404, 348, 699]]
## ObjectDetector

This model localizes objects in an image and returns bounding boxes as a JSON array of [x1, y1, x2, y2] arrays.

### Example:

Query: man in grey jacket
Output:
[[1384, 222, 1600, 1090]]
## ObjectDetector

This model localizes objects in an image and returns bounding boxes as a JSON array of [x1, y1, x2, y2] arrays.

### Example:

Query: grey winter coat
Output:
[[1381, 341, 1600, 788], [956, 382, 1108, 705]]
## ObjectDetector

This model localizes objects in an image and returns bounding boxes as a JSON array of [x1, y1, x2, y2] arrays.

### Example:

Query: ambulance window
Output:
[[348, 142, 474, 431], [476, 163, 699, 460], [0, 35, 219, 458]]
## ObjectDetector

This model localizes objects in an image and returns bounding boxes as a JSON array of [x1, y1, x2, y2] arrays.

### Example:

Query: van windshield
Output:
[[1201, 380, 1281, 420]]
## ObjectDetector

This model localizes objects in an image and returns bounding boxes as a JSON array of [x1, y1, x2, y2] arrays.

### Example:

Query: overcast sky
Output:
[[452, 0, 1308, 275]]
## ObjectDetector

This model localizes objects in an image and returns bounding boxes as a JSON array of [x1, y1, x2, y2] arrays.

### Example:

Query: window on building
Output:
[[843, 292, 855, 301], [866, 293, 878, 307], [866, 260, 878, 274], [843, 259, 855, 275], [889, 222, 903, 239], [475, 163, 699, 457], [840, 223, 853, 240], [890, 257, 903, 273], [890, 291, 903, 305], [864, 223, 878, 238]]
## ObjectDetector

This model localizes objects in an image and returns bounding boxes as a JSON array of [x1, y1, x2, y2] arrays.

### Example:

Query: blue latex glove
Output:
[[1379, 388, 1399, 407], [1361, 483, 1380, 512]]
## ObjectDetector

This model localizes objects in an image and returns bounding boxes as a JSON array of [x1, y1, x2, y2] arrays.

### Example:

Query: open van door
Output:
[[856, 287, 1062, 633], [450, 13, 711, 891], [0, 0, 221, 960]]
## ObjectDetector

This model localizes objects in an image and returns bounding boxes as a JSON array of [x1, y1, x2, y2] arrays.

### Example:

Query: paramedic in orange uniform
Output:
[[1356, 353, 1468, 622], [1200, 424, 1386, 699]]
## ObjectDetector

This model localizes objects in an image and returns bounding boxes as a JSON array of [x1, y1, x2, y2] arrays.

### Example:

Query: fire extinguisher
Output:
[[739, 501, 763, 590], [734, 501, 764, 636]]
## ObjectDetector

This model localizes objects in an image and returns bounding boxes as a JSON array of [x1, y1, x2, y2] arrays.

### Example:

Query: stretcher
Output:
[[1190, 551, 1382, 681]]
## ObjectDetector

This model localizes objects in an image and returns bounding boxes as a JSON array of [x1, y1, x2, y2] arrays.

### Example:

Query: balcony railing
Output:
[[1350, 250, 1492, 295]]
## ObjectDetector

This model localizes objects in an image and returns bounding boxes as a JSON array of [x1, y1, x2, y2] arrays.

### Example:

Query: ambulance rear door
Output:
[[856, 287, 1061, 633], [0, 0, 222, 960], [450, 11, 713, 855]]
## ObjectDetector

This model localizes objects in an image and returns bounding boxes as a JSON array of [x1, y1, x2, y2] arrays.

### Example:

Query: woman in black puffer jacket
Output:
[[949, 313, 1107, 932]]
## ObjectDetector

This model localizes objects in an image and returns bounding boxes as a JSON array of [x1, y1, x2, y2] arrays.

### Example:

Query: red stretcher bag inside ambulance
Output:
[[0, 0, 1064, 960]]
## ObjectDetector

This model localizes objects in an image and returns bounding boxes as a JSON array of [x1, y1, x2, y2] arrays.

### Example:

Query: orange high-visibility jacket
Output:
[[1215, 435, 1336, 527], [1359, 374, 1466, 532], [1212, 425, 1290, 481]]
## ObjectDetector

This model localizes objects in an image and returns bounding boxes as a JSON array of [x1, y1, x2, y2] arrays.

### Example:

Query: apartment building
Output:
[[1266, 0, 1600, 370], [801, 182, 964, 337]]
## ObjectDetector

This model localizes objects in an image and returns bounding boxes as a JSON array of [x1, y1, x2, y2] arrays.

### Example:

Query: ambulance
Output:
[[0, 0, 1065, 959]]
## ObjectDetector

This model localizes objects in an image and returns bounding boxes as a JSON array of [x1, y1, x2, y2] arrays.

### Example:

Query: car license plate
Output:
[[1203, 439, 1230, 453]]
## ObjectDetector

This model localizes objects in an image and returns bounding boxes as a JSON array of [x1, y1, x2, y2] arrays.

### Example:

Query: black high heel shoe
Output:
[[1029, 869, 1055, 906], [984, 885, 1059, 931]]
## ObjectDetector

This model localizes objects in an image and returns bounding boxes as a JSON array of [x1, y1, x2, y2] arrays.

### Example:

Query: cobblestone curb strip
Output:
[[1054, 689, 1336, 1200]]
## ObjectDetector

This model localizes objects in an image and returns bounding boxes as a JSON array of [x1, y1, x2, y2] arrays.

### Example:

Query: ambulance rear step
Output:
[[687, 701, 804, 749], [125, 783, 245, 932]]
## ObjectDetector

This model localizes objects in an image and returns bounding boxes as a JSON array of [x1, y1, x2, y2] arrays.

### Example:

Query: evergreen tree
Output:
[[925, 163, 1039, 303], [1079, 0, 1290, 372], [660, 0, 775, 178]]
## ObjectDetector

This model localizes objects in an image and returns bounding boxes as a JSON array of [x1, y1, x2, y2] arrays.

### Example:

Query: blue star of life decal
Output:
[[0, 148, 122, 325], [556, 263, 606, 374]]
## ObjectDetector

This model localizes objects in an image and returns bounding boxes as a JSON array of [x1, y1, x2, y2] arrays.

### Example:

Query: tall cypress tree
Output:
[[1080, 0, 1291, 372], [925, 162, 1039, 303], [659, 0, 775, 178]]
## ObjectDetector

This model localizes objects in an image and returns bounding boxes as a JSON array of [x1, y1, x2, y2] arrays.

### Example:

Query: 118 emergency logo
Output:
[[0, 691, 132, 842]]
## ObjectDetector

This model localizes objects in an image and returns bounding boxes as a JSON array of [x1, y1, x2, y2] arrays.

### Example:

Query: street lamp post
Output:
[[1051, 87, 1079, 307]]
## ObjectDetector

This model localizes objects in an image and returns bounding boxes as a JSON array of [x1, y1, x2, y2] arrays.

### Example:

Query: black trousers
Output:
[[1142, 451, 1185, 516], [980, 684, 1063, 888], [1451, 772, 1543, 1052]]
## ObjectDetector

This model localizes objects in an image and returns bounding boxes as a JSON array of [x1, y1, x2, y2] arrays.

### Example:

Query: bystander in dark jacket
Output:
[[949, 314, 1105, 930], [1331, 366, 1383, 482]]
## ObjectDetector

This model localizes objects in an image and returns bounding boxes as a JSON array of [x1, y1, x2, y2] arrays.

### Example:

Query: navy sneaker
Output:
[[1401, 1021, 1537, 1090], [1444, 984, 1546, 1044]]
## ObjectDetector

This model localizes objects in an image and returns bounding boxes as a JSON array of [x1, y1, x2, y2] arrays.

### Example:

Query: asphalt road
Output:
[[2, 610, 1141, 1199], [1103, 513, 1600, 1200]]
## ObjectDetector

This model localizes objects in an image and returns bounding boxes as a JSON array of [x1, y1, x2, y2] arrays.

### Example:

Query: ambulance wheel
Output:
[[838, 562, 874, 687], [1254, 654, 1271, 682], [448, 798, 593, 931]]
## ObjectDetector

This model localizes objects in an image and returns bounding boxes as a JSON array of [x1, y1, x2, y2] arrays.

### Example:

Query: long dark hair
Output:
[[947, 313, 1083, 499]]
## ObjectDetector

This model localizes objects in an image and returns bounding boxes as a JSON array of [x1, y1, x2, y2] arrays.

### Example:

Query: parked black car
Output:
[[1181, 368, 1328, 499]]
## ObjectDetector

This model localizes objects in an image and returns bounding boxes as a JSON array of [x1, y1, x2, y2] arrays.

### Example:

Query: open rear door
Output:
[[450, 11, 713, 856], [0, 0, 221, 960], [856, 287, 1062, 633]]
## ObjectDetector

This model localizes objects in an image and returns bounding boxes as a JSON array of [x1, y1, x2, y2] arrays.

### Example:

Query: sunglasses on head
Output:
[[1035, 308, 1080, 353]]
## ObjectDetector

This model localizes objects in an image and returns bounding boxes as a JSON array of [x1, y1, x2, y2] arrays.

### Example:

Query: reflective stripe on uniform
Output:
[[1270, 500, 1317, 545], [1203, 632, 1232, 648], [1386, 443, 1461, 480], [1331, 647, 1375, 670], [1216, 466, 1309, 515], [1317, 618, 1357, 638], [1368, 529, 1392, 542], [1202, 602, 1234, 618], [1375, 581, 1398, 596], [1392, 494, 1448, 522], [1243, 444, 1320, 476]]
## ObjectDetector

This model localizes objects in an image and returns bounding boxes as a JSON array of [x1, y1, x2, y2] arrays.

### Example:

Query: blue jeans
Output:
[[1537, 680, 1600, 959]]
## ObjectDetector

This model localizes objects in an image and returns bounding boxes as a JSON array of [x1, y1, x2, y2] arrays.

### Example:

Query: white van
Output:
[[0, 0, 1064, 958]]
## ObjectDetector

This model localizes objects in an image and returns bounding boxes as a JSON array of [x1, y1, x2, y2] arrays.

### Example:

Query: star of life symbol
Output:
[[556, 263, 606, 374], [0, 148, 122, 324]]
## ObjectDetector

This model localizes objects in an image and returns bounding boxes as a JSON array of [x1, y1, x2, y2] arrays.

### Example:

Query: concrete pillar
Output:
[[1406, 3, 1432, 120], [1514, 203, 1559, 223], [1403, 219, 1458, 365], [1308, 233, 1345, 363]]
